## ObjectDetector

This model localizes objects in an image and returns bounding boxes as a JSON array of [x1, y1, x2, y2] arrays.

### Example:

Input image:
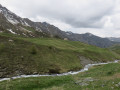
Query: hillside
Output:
[[0, 4, 118, 48], [0, 34, 82, 78], [66, 32, 117, 48], [0, 33, 120, 78], [0, 3, 120, 90], [1, 0, 120, 89], [109, 45, 120, 55]]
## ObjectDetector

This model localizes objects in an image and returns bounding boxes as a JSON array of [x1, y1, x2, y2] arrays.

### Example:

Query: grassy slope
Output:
[[0, 33, 120, 78], [110, 44, 120, 55], [0, 35, 82, 77], [22, 37, 120, 62], [1, 62, 120, 90]]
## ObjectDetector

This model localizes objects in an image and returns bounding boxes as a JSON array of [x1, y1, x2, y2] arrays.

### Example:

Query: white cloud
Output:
[[0, 0, 120, 37]]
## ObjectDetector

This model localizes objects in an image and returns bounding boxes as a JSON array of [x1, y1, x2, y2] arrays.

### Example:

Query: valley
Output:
[[0, 3, 120, 90]]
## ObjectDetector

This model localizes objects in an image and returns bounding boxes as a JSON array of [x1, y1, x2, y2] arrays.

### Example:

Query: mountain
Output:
[[108, 37, 120, 42], [0, 4, 118, 48], [64, 32, 118, 48], [0, 4, 49, 37], [1, 4, 120, 90]]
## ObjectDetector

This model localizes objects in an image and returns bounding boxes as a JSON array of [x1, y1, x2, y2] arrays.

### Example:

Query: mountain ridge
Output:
[[107, 37, 120, 42], [0, 4, 119, 48]]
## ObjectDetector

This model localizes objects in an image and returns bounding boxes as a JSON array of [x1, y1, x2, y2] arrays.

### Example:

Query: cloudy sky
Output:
[[0, 0, 120, 37]]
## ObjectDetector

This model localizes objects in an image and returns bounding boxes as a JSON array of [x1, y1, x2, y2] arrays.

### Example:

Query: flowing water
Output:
[[0, 60, 119, 82]]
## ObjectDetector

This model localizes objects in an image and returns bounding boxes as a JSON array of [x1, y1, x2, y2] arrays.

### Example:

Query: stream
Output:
[[0, 60, 119, 82]]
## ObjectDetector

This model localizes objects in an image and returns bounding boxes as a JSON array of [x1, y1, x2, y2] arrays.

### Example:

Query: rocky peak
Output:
[[65, 31, 73, 35], [42, 22, 49, 26], [84, 33, 94, 37]]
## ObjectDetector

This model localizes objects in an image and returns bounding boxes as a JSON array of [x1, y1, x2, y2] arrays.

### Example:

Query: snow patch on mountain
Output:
[[36, 27, 42, 32], [24, 21, 30, 26], [22, 33, 26, 36], [66, 31, 73, 35], [0, 5, 19, 25], [20, 20, 30, 26], [0, 9, 2, 13], [88, 33, 93, 36], [7, 29, 16, 34], [19, 26, 32, 33], [85, 33, 93, 37], [7, 17, 19, 25], [3, 10, 19, 24]]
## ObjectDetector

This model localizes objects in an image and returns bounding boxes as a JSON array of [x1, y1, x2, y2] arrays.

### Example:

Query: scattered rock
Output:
[[111, 87, 114, 89], [84, 77, 94, 82], [75, 80, 82, 84], [79, 56, 97, 66], [79, 82, 89, 86], [115, 82, 120, 87], [75, 77, 94, 86], [115, 84, 119, 87], [118, 82, 120, 86], [9, 39, 13, 42], [112, 82, 114, 84]]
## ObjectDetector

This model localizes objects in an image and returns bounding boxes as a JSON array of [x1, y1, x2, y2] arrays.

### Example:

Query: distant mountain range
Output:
[[0, 4, 119, 48], [107, 37, 120, 42]]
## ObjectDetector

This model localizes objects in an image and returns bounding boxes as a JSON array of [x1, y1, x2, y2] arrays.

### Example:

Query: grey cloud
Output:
[[1, 0, 120, 37], [0, 0, 116, 28]]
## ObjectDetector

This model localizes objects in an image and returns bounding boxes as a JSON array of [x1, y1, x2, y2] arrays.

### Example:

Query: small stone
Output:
[[115, 84, 119, 87], [75, 80, 82, 84], [9, 39, 13, 42], [79, 82, 89, 86], [112, 82, 114, 84], [111, 87, 114, 89], [84, 77, 94, 82], [118, 82, 120, 86]]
